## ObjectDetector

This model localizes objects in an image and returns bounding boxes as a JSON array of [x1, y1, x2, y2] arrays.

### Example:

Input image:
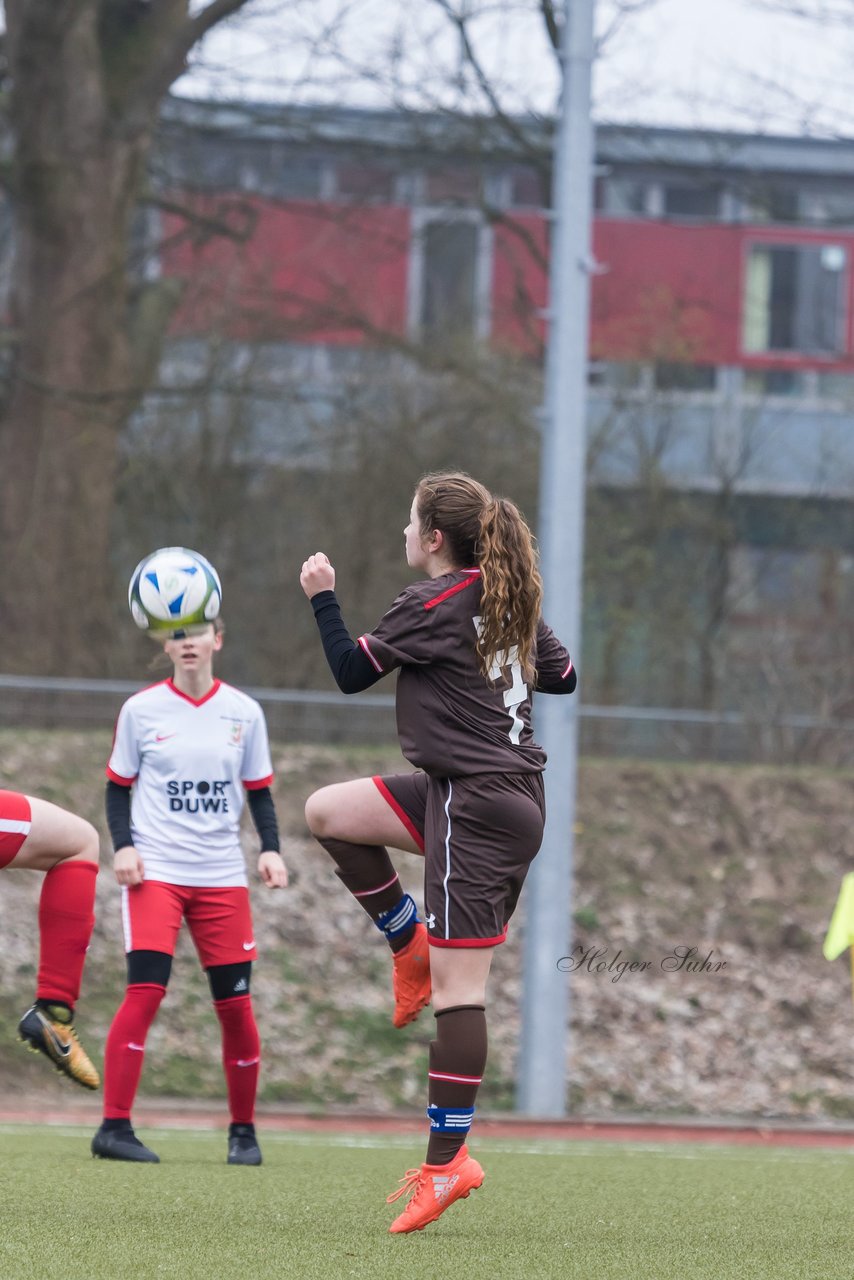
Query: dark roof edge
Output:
[[161, 95, 854, 175]]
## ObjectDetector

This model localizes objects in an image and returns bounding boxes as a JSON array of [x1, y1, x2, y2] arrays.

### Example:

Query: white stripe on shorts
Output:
[[120, 885, 133, 953], [0, 818, 30, 836], [442, 780, 454, 940]]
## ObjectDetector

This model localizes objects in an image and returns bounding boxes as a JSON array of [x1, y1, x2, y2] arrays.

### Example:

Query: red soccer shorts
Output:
[[120, 880, 257, 967], [0, 790, 32, 869]]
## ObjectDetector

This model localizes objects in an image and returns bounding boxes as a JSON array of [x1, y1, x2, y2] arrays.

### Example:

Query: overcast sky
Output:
[[592, 0, 851, 134], [181, 0, 852, 137]]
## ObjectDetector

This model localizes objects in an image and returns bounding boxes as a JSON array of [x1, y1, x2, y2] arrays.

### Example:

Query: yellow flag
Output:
[[823, 873, 854, 961]]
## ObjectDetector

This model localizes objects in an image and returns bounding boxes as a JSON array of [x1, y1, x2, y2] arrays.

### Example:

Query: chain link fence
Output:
[[2, 675, 853, 765]]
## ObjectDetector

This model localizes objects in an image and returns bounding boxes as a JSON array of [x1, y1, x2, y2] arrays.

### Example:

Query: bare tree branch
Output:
[[144, 193, 259, 246], [752, 0, 854, 21], [430, 0, 550, 166], [128, 0, 255, 119], [539, 0, 560, 53], [595, 0, 660, 57]]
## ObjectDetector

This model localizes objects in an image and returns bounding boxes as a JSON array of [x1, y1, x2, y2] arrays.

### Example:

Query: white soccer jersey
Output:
[[106, 679, 274, 888]]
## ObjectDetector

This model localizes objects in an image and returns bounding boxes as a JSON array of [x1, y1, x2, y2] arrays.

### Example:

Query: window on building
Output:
[[262, 154, 323, 199], [742, 368, 803, 397], [744, 184, 800, 224], [507, 165, 547, 209], [742, 243, 847, 355], [425, 167, 483, 205], [816, 370, 854, 405], [162, 135, 246, 190], [180, 139, 324, 199], [728, 546, 828, 618], [654, 362, 717, 392], [662, 183, 721, 218], [335, 163, 397, 202], [588, 361, 641, 389], [420, 220, 479, 334], [807, 189, 854, 229], [603, 177, 648, 216], [609, 362, 646, 390]]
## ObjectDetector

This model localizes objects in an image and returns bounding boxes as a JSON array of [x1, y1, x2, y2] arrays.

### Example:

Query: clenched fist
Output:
[[300, 552, 336, 599]]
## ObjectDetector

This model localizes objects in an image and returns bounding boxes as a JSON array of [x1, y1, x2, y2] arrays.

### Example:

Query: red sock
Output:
[[102, 984, 166, 1120], [36, 860, 97, 1008], [214, 995, 260, 1125]]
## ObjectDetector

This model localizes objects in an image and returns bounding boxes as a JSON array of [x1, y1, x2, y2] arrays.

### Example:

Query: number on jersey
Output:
[[473, 616, 528, 744]]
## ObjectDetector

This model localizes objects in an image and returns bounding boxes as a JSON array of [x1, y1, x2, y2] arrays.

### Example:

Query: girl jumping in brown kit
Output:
[[301, 470, 576, 1233]]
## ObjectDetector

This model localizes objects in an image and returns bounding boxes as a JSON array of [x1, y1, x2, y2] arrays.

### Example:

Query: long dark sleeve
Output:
[[534, 619, 578, 694], [310, 590, 386, 693], [246, 786, 280, 853], [105, 780, 133, 851], [537, 664, 578, 695]]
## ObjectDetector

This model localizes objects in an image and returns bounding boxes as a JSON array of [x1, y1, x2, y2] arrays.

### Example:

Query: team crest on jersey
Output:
[[230, 722, 243, 746]]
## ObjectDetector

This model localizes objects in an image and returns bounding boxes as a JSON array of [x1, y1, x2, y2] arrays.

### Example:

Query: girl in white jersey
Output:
[[91, 619, 287, 1165]]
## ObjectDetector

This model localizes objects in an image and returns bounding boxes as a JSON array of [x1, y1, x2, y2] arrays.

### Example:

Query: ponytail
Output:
[[414, 471, 542, 680], [476, 497, 542, 680]]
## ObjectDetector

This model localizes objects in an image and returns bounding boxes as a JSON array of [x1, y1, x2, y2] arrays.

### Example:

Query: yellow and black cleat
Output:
[[18, 1004, 100, 1091]]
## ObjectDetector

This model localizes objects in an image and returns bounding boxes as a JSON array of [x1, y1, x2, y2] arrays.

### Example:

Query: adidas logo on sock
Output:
[[233, 977, 248, 993]]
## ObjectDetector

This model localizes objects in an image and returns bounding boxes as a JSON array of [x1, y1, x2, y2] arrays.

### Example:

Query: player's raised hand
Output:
[[300, 552, 335, 599]]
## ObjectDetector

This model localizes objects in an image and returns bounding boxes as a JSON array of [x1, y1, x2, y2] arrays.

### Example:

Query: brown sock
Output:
[[426, 1005, 487, 1165], [315, 836, 414, 952]]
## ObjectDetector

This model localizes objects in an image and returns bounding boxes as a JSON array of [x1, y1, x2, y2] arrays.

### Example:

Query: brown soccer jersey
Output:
[[358, 569, 574, 778]]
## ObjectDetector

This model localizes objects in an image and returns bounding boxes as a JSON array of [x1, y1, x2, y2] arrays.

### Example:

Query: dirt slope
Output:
[[2, 730, 853, 1119]]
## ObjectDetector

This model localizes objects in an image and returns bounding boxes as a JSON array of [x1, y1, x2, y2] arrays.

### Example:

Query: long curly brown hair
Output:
[[415, 471, 543, 679]]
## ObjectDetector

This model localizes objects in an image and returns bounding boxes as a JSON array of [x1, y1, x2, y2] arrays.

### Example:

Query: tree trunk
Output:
[[0, 5, 151, 674]]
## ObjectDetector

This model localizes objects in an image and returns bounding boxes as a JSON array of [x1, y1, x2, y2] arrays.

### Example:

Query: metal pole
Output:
[[516, 0, 596, 1117]]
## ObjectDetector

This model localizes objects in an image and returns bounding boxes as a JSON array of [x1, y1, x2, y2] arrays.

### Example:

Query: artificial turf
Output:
[[2, 1126, 854, 1280]]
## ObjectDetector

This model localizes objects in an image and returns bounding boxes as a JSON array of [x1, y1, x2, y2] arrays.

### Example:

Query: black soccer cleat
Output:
[[91, 1123, 160, 1163], [227, 1122, 262, 1166]]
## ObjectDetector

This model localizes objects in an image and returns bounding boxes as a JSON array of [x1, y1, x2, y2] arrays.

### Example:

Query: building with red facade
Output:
[[145, 99, 854, 489], [127, 99, 854, 720], [1, 94, 851, 723]]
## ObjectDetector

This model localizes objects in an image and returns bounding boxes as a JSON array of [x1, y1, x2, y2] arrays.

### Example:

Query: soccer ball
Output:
[[128, 547, 222, 635]]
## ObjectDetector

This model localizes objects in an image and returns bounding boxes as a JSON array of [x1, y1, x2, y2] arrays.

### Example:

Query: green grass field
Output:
[[3, 1126, 854, 1280]]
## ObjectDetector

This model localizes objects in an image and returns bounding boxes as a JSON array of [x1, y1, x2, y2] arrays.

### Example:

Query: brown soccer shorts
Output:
[[373, 770, 545, 947]]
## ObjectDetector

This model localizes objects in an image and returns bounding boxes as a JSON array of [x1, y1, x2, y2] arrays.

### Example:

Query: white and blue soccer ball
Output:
[[128, 547, 222, 635]]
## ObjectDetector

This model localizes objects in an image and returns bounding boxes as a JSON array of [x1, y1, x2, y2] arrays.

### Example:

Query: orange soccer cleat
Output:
[[387, 1144, 484, 1234], [391, 921, 431, 1028]]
